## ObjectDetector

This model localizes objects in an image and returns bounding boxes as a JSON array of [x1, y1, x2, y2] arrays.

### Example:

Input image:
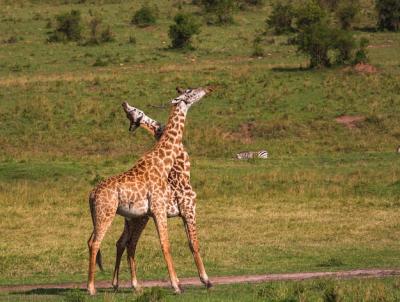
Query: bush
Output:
[[252, 34, 265, 57], [295, 0, 327, 28], [131, 5, 157, 27], [47, 10, 82, 42], [296, 21, 333, 67], [266, 2, 296, 34], [336, 0, 359, 29], [169, 13, 201, 49], [84, 16, 114, 45], [200, 0, 236, 24], [376, 0, 400, 31], [353, 37, 369, 64], [332, 29, 356, 64]]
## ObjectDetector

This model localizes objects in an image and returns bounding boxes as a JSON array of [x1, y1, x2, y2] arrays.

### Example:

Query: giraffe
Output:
[[110, 99, 211, 291], [87, 87, 212, 295]]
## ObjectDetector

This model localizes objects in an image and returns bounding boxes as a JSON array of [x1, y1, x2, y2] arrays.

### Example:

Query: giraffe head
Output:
[[171, 86, 213, 108], [122, 102, 164, 138], [122, 102, 145, 132]]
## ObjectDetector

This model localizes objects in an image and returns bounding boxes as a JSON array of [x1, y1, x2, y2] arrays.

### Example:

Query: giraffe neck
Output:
[[153, 102, 188, 171], [141, 115, 164, 140]]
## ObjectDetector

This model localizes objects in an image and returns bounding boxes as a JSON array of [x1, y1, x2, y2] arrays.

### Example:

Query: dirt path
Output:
[[1, 269, 399, 293]]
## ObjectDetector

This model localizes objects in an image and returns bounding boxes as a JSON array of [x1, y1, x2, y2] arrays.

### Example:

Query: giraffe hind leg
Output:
[[87, 215, 115, 295], [126, 216, 149, 291], [182, 209, 212, 289], [112, 219, 131, 291]]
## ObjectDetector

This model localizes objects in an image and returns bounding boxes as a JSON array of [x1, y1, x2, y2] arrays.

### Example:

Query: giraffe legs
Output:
[[153, 212, 182, 293], [126, 216, 149, 290], [87, 217, 114, 296], [181, 210, 212, 288], [112, 219, 131, 291]]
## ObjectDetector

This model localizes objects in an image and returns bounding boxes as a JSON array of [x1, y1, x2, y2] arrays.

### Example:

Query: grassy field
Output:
[[0, 0, 400, 301]]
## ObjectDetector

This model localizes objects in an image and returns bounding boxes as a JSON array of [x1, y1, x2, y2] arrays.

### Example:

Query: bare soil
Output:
[[335, 115, 366, 129], [1, 269, 399, 293]]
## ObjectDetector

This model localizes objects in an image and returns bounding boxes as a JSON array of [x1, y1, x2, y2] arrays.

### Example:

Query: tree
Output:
[[376, 0, 400, 31], [336, 0, 359, 30], [169, 13, 201, 49]]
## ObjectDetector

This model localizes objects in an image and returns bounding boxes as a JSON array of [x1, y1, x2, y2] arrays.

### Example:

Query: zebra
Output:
[[236, 150, 269, 160]]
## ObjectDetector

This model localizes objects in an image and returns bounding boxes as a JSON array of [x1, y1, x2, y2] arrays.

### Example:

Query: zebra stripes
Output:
[[236, 150, 269, 160]]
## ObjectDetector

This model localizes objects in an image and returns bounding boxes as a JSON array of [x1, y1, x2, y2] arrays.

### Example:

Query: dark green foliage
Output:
[[131, 5, 157, 27], [266, 2, 296, 34], [238, 0, 265, 9], [169, 13, 201, 49], [336, 0, 360, 29], [353, 37, 369, 64], [47, 10, 82, 42], [376, 0, 400, 31], [333, 29, 356, 63], [295, 19, 365, 67], [295, 0, 327, 28], [200, 0, 236, 24], [296, 21, 333, 67]]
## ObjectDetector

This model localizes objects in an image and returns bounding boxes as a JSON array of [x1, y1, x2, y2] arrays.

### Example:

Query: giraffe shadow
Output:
[[9, 288, 86, 296]]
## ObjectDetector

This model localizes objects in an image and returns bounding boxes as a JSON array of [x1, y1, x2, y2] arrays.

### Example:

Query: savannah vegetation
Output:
[[0, 0, 400, 301]]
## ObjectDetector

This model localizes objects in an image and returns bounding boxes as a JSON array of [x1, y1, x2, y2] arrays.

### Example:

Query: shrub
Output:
[[84, 16, 114, 45], [200, 0, 236, 24], [47, 10, 82, 42], [353, 37, 369, 64], [336, 0, 359, 29], [295, 0, 327, 28], [131, 5, 157, 27], [128, 35, 137, 44], [296, 21, 333, 67], [332, 29, 356, 63], [295, 19, 366, 67], [266, 2, 296, 34], [376, 0, 400, 31], [169, 13, 201, 49], [252, 34, 265, 57]]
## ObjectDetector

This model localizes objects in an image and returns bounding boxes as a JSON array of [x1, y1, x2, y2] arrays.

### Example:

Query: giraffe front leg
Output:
[[182, 210, 212, 289], [112, 219, 131, 291], [153, 212, 182, 293], [126, 216, 149, 291]]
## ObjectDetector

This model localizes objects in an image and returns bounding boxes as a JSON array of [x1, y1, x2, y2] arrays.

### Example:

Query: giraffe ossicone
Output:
[[87, 87, 213, 296]]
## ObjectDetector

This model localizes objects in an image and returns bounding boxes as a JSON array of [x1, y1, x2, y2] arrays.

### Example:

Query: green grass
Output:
[[0, 0, 400, 300], [2, 278, 400, 301]]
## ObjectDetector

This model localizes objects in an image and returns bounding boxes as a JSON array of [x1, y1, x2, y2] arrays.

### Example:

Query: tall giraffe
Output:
[[87, 87, 212, 295], [110, 100, 211, 291]]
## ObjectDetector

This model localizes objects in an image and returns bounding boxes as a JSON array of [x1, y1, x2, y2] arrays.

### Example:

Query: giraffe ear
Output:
[[176, 87, 185, 94]]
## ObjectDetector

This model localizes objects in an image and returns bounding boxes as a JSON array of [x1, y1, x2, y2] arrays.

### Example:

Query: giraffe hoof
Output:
[[206, 280, 213, 289], [87, 286, 96, 296], [174, 285, 184, 294], [112, 284, 118, 292]]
